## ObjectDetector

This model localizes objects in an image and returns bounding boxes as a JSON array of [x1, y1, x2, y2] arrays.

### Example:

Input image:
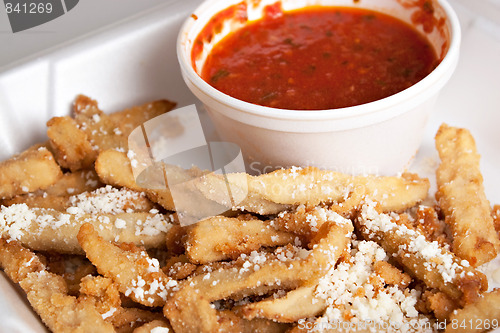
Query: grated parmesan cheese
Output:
[[67, 185, 146, 215], [0, 204, 36, 240], [314, 239, 433, 332], [360, 201, 464, 283]]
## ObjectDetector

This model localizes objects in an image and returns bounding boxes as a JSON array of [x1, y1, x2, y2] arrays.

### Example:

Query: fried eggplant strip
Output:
[[80, 274, 164, 331], [445, 289, 500, 333], [0, 239, 114, 333], [238, 282, 326, 323], [47, 116, 96, 171], [109, 308, 166, 332], [165, 284, 291, 333], [193, 173, 289, 215], [435, 124, 500, 267], [96, 150, 233, 219], [356, 202, 488, 306], [0, 238, 45, 282], [1, 194, 69, 211], [271, 205, 342, 244], [21, 271, 116, 333], [185, 215, 297, 264], [0, 205, 172, 253], [95, 149, 175, 210], [77, 223, 177, 307], [95, 149, 143, 190], [109, 99, 177, 137], [0, 145, 62, 200], [2, 169, 103, 209], [176, 216, 352, 303], [133, 319, 173, 333], [164, 284, 222, 333], [196, 167, 429, 214], [73, 94, 127, 152]]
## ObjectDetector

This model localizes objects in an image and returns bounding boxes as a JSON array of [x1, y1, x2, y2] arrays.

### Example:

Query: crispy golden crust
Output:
[[169, 218, 352, 307], [2, 169, 104, 209], [445, 289, 500, 333], [373, 260, 411, 288], [77, 223, 175, 307], [79, 275, 121, 314], [44, 169, 102, 196], [73, 94, 127, 152], [425, 290, 458, 322], [109, 99, 177, 137], [0, 207, 171, 254], [164, 284, 291, 333], [0, 145, 62, 200], [20, 271, 116, 333], [356, 204, 488, 306], [47, 116, 96, 171], [435, 124, 500, 266], [185, 216, 297, 264], [414, 205, 451, 248], [95, 149, 176, 210], [0, 238, 114, 333], [2, 194, 70, 210], [236, 282, 326, 323], [492, 205, 500, 237], [163, 254, 197, 280], [133, 319, 173, 333], [0, 238, 45, 282], [196, 168, 429, 214], [164, 284, 223, 333]]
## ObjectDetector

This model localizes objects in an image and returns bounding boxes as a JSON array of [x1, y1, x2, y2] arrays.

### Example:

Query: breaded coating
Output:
[[435, 124, 500, 266], [132, 319, 173, 333], [77, 223, 177, 307], [73, 95, 127, 152], [0, 239, 114, 333], [79, 275, 121, 315], [47, 116, 96, 171], [0, 238, 45, 282], [492, 205, 500, 236], [237, 282, 326, 322], [197, 167, 429, 214], [0, 205, 172, 254], [95, 149, 176, 210], [184, 215, 297, 264], [425, 291, 457, 322], [163, 255, 197, 280], [357, 202, 488, 306], [165, 284, 290, 333], [109, 99, 177, 137], [373, 260, 412, 288], [20, 271, 115, 333], [445, 289, 500, 333], [171, 217, 352, 304], [0, 145, 62, 200]]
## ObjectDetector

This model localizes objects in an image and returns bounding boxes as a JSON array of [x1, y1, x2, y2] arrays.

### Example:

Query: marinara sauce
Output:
[[199, 5, 439, 110]]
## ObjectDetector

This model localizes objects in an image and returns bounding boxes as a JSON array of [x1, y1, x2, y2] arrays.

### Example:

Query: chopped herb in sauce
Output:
[[210, 69, 230, 83]]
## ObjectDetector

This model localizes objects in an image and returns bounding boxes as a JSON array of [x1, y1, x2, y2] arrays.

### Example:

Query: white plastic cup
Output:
[[177, 0, 461, 175]]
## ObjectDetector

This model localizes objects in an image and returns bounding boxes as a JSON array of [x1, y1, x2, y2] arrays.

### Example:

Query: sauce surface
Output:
[[198, 6, 439, 110]]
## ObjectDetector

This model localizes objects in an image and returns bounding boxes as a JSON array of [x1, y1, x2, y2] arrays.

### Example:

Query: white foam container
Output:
[[1, 0, 500, 331], [0, 0, 206, 162]]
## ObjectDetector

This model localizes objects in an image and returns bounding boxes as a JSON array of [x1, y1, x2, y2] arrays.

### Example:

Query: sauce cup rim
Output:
[[177, 0, 461, 122]]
